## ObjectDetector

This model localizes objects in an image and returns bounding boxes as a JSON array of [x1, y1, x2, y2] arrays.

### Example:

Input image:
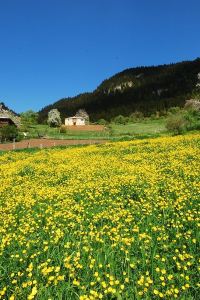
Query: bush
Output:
[[129, 111, 144, 121], [0, 125, 19, 142], [167, 107, 182, 115], [166, 106, 200, 134], [97, 119, 107, 125], [20, 110, 38, 128], [166, 114, 187, 135], [149, 113, 158, 120], [113, 115, 129, 125], [60, 126, 68, 134], [184, 99, 200, 111], [183, 109, 200, 131], [104, 124, 114, 136]]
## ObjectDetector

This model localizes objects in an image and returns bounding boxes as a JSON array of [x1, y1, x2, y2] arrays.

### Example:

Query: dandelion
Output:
[[0, 134, 198, 299]]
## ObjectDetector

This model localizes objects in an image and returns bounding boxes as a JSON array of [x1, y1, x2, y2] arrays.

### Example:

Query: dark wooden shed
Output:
[[0, 117, 17, 127]]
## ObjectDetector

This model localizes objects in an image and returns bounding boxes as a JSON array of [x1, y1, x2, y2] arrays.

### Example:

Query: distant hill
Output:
[[38, 58, 200, 122]]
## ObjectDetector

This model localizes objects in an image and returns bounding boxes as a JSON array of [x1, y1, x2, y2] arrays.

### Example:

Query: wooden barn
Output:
[[0, 104, 20, 128], [0, 115, 17, 127]]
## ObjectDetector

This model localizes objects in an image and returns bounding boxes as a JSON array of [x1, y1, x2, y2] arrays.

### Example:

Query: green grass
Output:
[[111, 119, 167, 135], [26, 125, 110, 140], [2, 118, 198, 150], [108, 119, 168, 141], [22, 119, 167, 141]]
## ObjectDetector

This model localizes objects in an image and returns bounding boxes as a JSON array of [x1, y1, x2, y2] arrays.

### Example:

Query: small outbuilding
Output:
[[65, 116, 86, 126], [0, 115, 17, 127], [0, 104, 20, 128], [65, 109, 89, 126]]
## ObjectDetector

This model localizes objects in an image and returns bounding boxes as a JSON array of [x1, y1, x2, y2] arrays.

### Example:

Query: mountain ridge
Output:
[[37, 58, 200, 122]]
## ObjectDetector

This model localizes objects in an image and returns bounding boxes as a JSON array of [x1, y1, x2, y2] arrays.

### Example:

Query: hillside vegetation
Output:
[[38, 58, 200, 122]]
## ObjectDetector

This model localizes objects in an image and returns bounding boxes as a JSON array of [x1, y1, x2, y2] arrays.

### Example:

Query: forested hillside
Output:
[[38, 58, 200, 122]]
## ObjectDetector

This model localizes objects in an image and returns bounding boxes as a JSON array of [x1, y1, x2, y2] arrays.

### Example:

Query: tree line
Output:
[[38, 58, 200, 123]]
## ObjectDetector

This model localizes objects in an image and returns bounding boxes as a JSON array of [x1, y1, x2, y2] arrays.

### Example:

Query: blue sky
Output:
[[0, 0, 200, 113]]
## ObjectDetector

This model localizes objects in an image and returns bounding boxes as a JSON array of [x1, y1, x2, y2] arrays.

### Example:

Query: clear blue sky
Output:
[[0, 0, 200, 113]]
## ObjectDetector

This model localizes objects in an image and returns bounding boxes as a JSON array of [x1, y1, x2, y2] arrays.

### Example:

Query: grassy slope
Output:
[[111, 119, 166, 136], [25, 119, 167, 140], [27, 125, 110, 140]]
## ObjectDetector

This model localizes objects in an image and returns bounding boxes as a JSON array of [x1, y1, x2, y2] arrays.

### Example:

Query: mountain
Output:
[[38, 58, 200, 122]]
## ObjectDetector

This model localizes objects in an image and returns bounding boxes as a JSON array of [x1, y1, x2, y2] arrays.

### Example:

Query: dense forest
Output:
[[38, 58, 200, 122]]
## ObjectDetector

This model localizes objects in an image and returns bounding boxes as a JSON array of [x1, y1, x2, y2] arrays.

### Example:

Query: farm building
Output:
[[65, 110, 89, 126], [0, 115, 18, 127], [65, 116, 86, 126], [0, 105, 20, 128]]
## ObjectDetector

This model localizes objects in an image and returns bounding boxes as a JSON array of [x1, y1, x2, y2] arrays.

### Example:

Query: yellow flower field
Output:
[[0, 134, 199, 299]]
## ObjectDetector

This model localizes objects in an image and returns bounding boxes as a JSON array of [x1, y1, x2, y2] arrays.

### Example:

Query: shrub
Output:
[[160, 110, 168, 117], [167, 106, 182, 115], [113, 115, 128, 125], [60, 126, 68, 134], [183, 109, 200, 131], [20, 110, 38, 128], [97, 119, 107, 125], [129, 111, 144, 121], [166, 114, 187, 135], [184, 99, 200, 111], [0, 125, 19, 142]]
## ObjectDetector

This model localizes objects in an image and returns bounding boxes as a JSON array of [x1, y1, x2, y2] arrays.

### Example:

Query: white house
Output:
[[65, 116, 86, 126]]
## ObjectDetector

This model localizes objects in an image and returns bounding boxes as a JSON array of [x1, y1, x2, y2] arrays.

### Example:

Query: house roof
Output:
[[0, 112, 11, 118], [65, 116, 85, 119], [0, 113, 19, 126]]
